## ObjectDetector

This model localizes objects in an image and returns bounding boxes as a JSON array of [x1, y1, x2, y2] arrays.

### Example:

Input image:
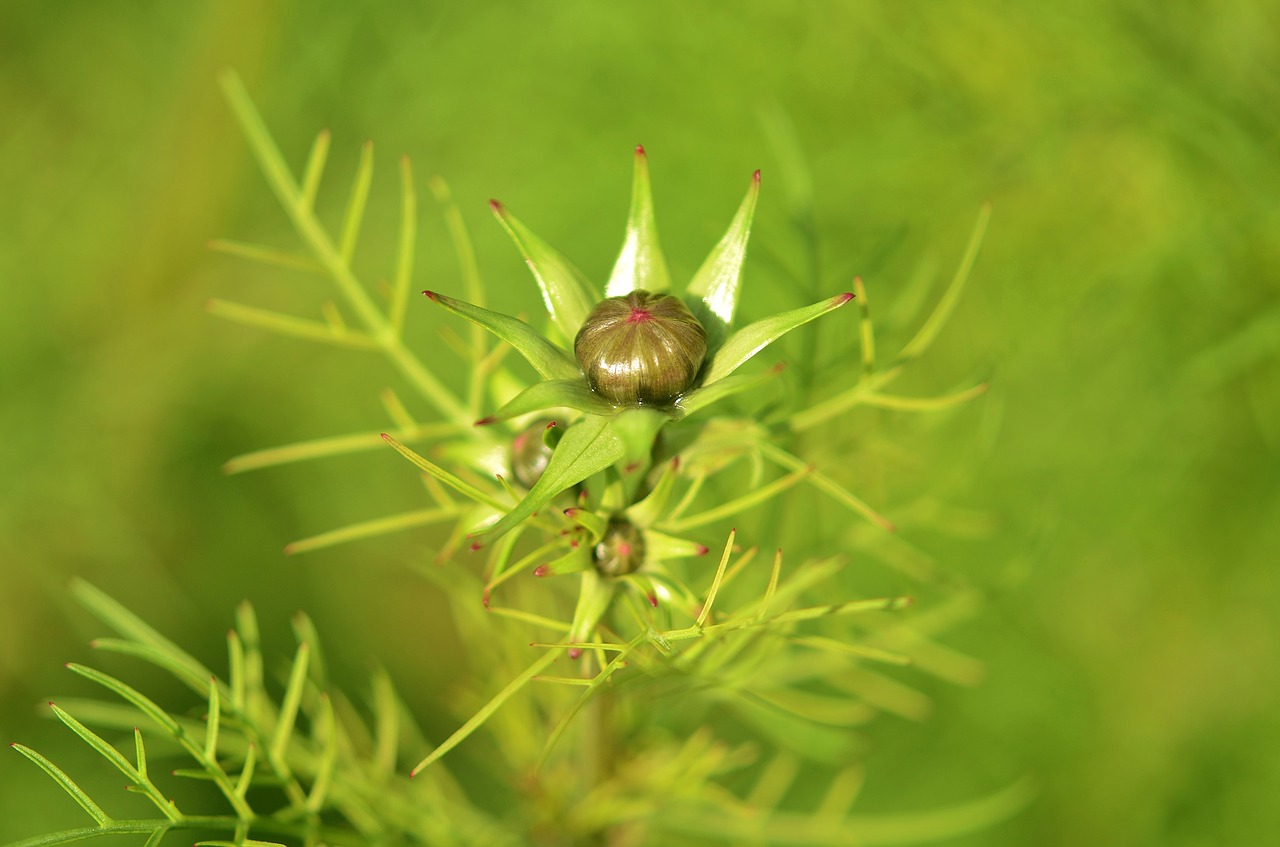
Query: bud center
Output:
[[625, 307, 653, 324]]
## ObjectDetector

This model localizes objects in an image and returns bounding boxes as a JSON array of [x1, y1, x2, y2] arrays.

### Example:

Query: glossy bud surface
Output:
[[574, 291, 707, 406], [594, 518, 646, 577]]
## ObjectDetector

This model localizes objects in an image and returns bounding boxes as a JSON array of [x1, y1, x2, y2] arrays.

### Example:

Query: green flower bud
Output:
[[593, 517, 646, 577], [574, 290, 708, 407], [510, 419, 555, 489]]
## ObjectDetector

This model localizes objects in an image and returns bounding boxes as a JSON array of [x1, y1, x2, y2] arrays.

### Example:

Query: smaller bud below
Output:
[[593, 517, 646, 578]]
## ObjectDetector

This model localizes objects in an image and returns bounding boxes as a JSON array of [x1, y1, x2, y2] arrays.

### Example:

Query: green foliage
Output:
[[6, 74, 1017, 847]]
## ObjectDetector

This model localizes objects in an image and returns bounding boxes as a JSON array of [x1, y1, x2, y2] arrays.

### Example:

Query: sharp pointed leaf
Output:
[[701, 293, 854, 387], [478, 415, 625, 544], [490, 201, 597, 341], [687, 171, 761, 344], [605, 146, 671, 297], [477, 379, 616, 426], [676, 362, 785, 417], [424, 290, 579, 380]]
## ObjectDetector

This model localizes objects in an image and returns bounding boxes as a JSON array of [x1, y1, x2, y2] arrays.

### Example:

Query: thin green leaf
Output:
[[299, 129, 331, 209], [423, 289, 580, 381], [676, 362, 784, 417], [476, 415, 626, 545], [662, 465, 809, 533], [696, 530, 736, 627], [860, 382, 989, 411], [66, 665, 253, 819], [206, 299, 379, 350], [490, 200, 597, 341], [205, 682, 220, 762], [222, 422, 455, 475], [687, 171, 761, 344], [605, 145, 671, 296], [761, 442, 896, 532], [700, 293, 854, 387], [4, 822, 170, 847], [855, 276, 876, 374], [142, 827, 168, 847], [270, 642, 310, 763], [284, 506, 460, 555], [389, 155, 416, 334], [133, 728, 147, 778], [370, 667, 399, 778], [476, 378, 615, 426], [410, 648, 563, 775], [340, 140, 374, 264], [11, 744, 112, 826], [380, 434, 509, 512], [207, 239, 323, 274], [71, 581, 216, 685], [536, 633, 646, 771], [896, 202, 991, 364], [306, 695, 338, 813], [623, 457, 680, 528]]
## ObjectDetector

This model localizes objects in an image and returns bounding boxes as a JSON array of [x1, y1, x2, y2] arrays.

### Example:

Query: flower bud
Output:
[[593, 517, 646, 577], [574, 291, 707, 406], [510, 419, 555, 488]]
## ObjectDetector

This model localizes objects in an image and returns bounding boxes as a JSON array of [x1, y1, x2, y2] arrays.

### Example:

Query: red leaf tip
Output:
[[647, 594, 659, 608], [752, 169, 762, 184], [469, 541, 484, 552], [546, 420, 558, 430], [568, 648, 583, 660], [474, 416, 497, 427], [379, 432, 392, 441], [533, 565, 550, 577], [635, 144, 647, 157], [423, 289, 440, 302], [837, 292, 856, 304], [564, 507, 579, 517], [695, 545, 710, 556], [488, 199, 504, 213]]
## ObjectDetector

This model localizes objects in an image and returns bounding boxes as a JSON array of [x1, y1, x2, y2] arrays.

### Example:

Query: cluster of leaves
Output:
[[8, 71, 1026, 847]]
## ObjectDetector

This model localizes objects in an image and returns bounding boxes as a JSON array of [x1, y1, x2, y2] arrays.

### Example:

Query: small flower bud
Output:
[[574, 291, 707, 406], [510, 419, 555, 488], [594, 518, 646, 577]]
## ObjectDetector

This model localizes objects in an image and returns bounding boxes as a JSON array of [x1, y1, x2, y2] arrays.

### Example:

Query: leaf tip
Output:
[[752, 169, 762, 185], [422, 289, 440, 302], [474, 416, 497, 427], [533, 565, 550, 577], [647, 593, 659, 608], [696, 545, 710, 556], [568, 648, 583, 660], [836, 292, 856, 305], [635, 144, 647, 158], [488, 199, 505, 216]]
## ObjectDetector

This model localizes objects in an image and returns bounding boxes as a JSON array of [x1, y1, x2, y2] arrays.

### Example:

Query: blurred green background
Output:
[[3, 1, 1278, 844]]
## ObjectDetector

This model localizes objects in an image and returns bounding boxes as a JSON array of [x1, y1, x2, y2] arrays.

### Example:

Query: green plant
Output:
[[7, 71, 1028, 847]]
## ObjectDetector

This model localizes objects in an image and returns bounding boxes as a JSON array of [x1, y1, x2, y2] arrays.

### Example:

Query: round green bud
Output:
[[593, 517, 646, 578], [574, 291, 708, 407], [510, 419, 555, 489]]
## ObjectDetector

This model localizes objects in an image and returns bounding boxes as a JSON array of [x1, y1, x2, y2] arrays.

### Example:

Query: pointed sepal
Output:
[[477, 415, 626, 545], [687, 170, 761, 345], [424, 290, 579, 381], [476, 379, 616, 427], [490, 200, 597, 343], [605, 145, 671, 297], [700, 292, 854, 387]]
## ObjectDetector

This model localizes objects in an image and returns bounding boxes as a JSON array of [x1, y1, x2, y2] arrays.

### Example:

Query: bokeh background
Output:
[[3, 1, 1278, 844]]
